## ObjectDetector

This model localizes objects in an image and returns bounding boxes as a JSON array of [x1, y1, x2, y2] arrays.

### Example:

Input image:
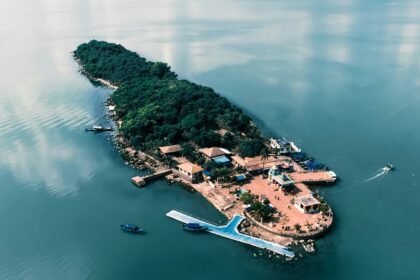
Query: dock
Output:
[[288, 171, 337, 184], [131, 169, 172, 187], [166, 210, 295, 258]]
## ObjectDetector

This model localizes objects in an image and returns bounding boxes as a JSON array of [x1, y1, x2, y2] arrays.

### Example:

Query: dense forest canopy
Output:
[[74, 40, 264, 156]]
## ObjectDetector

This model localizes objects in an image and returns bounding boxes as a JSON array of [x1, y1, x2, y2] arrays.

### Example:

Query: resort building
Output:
[[294, 194, 321, 213], [231, 155, 283, 173], [199, 147, 231, 159], [159, 144, 182, 155], [176, 162, 204, 183], [270, 137, 301, 154], [268, 166, 295, 187]]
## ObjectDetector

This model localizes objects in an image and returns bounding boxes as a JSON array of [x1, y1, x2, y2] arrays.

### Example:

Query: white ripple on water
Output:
[[0, 85, 105, 197], [0, 250, 93, 279]]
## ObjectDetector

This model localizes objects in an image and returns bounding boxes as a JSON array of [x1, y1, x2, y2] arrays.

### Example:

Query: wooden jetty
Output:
[[166, 210, 295, 258], [131, 169, 172, 187], [288, 171, 337, 185]]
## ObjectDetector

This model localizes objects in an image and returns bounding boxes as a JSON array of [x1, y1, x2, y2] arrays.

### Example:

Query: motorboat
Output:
[[120, 223, 144, 233], [383, 164, 394, 173], [183, 223, 207, 232]]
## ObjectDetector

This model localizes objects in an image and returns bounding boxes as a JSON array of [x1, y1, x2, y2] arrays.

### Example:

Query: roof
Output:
[[295, 195, 320, 207], [231, 155, 282, 171], [177, 162, 203, 174], [271, 137, 291, 147], [159, 144, 182, 154], [212, 155, 231, 164], [272, 174, 295, 186], [215, 129, 230, 136], [199, 147, 228, 158]]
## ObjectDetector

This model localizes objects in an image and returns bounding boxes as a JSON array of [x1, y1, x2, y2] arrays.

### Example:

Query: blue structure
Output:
[[202, 170, 212, 177], [166, 210, 295, 258], [291, 152, 306, 161], [236, 174, 247, 182], [305, 161, 325, 171], [212, 155, 231, 165]]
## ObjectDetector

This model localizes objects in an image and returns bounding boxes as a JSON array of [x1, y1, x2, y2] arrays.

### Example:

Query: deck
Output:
[[166, 210, 295, 258], [289, 171, 336, 184]]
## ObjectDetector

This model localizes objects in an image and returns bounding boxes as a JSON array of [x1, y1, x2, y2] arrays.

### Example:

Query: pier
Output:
[[166, 210, 295, 258], [131, 169, 172, 187], [289, 171, 337, 184]]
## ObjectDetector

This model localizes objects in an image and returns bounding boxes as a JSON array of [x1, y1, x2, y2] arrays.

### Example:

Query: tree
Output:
[[240, 193, 254, 204], [149, 62, 173, 79], [251, 201, 274, 222], [181, 143, 194, 157], [238, 138, 264, 157], [213, 166, 231, 183], [221, 132, 236, 150], [260, 146, 270, 172]]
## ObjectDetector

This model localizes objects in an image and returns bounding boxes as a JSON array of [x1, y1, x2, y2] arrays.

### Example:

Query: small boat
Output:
[[120, 223, 144, 233], [183, 223, 207, 232], [383, 164, 394, 172], [85, 125, 113, 132]]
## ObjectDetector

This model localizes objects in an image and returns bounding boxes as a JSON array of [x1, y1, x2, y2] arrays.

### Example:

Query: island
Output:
[[74, 40, 337, 257]]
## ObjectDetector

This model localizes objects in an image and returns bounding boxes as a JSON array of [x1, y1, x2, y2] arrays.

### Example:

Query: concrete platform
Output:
[[166, 210, 294, 258]]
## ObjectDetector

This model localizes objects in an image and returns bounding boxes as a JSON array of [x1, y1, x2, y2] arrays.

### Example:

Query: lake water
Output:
[[1, 0, 419, 279]]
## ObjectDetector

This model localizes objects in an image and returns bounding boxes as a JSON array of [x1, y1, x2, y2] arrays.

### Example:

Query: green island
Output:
[[74, 40, 264, 157], [74, 40, 337, 257]]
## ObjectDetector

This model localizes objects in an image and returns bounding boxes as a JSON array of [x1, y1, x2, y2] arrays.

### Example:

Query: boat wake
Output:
[[331, 166, 393, 195], [363, 169, 388, 182]]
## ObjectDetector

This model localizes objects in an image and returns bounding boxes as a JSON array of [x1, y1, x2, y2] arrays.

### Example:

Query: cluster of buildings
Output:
[[157, 137, 336, 217]]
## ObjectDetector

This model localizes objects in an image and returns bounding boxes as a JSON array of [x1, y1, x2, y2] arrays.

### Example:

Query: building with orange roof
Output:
[[199, 147, 230, 159], [159, 144, 182, 155], [231, 155, 284, 173], [176, 162, 204, 183]]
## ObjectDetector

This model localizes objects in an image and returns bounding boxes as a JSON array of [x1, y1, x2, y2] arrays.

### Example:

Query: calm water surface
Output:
[[0, 0, 419, 279]]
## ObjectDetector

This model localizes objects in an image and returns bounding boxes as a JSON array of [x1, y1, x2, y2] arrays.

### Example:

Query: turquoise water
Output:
[[1, 0, 419, 279]]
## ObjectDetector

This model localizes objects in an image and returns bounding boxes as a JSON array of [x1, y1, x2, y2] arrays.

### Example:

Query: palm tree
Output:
[[260, 147, 270, 173]]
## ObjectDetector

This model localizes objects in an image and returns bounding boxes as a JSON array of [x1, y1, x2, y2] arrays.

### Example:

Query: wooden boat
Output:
[[85, 125, 113, 132], [183, 223, 207, 232], [120, 223, 144, 233]]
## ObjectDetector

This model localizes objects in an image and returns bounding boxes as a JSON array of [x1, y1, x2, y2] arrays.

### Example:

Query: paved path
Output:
[[166, 210, 295, 258]]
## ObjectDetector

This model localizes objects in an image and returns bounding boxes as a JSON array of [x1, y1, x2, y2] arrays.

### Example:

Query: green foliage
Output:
[[240, 192, 254, 204], [74, 40, 263, 153], [74, 40, 176, 85], [251, 201, 274, 221], [212, 166, 231, 182], [181, 143, 194, 157], [221, 132, 237, 150], [320, 203, 330, 213], [238, 138, 264, 157]]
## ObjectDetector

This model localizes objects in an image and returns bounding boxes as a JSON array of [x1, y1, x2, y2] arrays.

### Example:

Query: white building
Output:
[[270, 137, 301, 154]]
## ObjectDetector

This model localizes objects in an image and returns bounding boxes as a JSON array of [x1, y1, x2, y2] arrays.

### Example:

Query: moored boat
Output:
[[120, 223, 144, 233], [85, 125, 113, 132], [183, 223, 207, 232]]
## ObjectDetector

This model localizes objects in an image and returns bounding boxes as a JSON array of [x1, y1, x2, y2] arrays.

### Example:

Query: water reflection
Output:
[[0, 0, 419, 279]]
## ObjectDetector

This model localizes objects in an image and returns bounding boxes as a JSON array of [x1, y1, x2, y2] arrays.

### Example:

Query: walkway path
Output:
[[166, 210, 295, 258]]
